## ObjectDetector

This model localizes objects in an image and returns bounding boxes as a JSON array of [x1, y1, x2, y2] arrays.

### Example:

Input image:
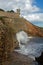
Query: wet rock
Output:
[[35, 52, 43, 65], [1, 51, 35, 65]]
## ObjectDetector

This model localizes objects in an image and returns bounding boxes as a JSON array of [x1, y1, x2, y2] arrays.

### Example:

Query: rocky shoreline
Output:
[[35, 52, 43, 65], [1, 51, 43, 65], [2, 51, 36, 65]]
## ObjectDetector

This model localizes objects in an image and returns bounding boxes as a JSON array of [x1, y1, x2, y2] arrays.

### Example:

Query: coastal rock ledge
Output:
[[2, 51, 35, 65]]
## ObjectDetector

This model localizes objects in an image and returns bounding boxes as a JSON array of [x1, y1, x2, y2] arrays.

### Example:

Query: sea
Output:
[[15, 31, 43, 65]]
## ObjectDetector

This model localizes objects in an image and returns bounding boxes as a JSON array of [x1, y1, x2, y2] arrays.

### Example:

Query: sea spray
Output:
[[16, 31, 29, 49], [15, 31, 43, 61]]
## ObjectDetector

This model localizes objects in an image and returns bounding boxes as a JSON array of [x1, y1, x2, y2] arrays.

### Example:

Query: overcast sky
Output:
[[0, 0, 43, 27]]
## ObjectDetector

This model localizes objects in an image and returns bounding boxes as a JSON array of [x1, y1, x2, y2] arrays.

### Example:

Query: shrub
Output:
[[7, 10, 14, 13], [0, 8, 5, 12]]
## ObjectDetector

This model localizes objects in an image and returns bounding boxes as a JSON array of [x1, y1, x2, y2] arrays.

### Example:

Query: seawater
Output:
[[15, 31, 43, 65]]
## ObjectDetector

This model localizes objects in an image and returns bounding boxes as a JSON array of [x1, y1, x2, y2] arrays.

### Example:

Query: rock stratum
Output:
[[0, 10, 43, 65]]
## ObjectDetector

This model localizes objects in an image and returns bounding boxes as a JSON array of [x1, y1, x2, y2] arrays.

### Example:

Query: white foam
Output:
[[16, 31, 29, 45], [15, 31, 43, 60]]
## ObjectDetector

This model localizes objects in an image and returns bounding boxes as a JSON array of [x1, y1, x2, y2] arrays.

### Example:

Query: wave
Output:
[[15, 31, 43, 60]]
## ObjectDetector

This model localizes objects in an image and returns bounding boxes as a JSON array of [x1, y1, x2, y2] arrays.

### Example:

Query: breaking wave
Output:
[[15, 31, 43, 61]]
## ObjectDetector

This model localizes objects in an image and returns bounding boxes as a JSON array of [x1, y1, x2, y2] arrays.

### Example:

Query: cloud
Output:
[[22, 0, 40, 12], [24, 13, 43, 22], [0, 0, 40, 12]]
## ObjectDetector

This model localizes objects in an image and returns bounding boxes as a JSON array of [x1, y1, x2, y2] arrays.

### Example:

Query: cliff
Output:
[[0, 10, 43, 65]]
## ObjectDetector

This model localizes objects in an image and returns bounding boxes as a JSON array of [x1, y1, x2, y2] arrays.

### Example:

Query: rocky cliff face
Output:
[[0, 11, 43, 36], [0, 11, 43, 65]]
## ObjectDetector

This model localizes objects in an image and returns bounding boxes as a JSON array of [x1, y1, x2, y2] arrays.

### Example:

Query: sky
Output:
[[0, 0, 43, 27]]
